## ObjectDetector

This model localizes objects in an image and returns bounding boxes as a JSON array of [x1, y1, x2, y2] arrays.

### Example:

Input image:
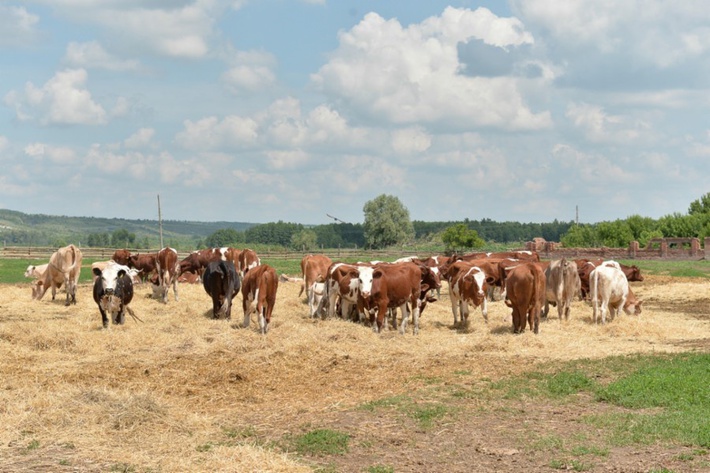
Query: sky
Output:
[[1, 0, 709, 226]]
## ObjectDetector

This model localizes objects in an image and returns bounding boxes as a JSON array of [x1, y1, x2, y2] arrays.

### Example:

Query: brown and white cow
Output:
[[365, 261, 440, 335], [446, 260, 493, 327], [32, 244, 83, 306], [319, 263, 365, 320], [238, 248, 261, 278], [589, 264, 643, 324], [178, 270, 201, 284], [504, 262, 546, 334], [544, 258, 581, 320], [242, 264, 278, 334], [299, 254, 333, 317], [153, 247, 179, 303]]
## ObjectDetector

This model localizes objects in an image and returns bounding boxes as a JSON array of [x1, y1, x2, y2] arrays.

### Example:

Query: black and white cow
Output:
[[202, 260, 240, 319], [92, 262, 135, 329]]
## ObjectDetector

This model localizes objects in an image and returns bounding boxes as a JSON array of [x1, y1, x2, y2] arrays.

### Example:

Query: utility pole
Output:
[[158, 194, 164, 249]]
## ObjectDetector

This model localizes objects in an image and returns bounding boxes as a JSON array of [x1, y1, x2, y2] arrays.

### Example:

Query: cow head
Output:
[[623, 298, 643, 316], [24, 265, 36, 278], [356, 266, 374, 299]]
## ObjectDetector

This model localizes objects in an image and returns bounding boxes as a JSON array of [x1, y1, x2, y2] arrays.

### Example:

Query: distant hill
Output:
[[0, 208, 255, 247]]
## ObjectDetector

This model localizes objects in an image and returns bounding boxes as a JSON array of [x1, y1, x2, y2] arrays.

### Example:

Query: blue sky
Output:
[[1, 0, 709, 226]]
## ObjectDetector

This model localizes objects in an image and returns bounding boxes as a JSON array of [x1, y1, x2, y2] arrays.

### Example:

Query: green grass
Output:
[[287, 429, 350, 456]]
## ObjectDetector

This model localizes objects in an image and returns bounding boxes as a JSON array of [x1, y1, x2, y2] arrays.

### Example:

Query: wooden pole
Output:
[[158, 194, 164, 249]]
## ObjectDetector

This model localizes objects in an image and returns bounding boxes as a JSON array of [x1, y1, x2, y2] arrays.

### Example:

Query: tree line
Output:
[[5, 193, 710, 252]]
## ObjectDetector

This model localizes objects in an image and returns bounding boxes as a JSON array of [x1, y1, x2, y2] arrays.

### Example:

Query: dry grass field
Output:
[[1, 272, 709, 472]]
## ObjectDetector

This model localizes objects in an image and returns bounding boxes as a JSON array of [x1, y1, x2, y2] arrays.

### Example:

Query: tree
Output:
[[290, 229, 318, 251], [441, 224, 485, 251], [111, 228, 135, 248], [205, 228, 244, 247], [688, 192, 710, 215], [362, 194, 415, 249]]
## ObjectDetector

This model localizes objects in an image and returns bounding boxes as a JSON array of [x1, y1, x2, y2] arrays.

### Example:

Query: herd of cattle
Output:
[[22, 244, 645, 334]]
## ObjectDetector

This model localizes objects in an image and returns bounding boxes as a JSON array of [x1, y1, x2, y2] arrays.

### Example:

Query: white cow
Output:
[[24, 263, 49, 279], [590, 264, 643, 324], [544, 258, 581, 320]]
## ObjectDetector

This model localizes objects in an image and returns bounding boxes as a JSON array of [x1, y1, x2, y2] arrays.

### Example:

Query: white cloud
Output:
[[390, 127, 432, 155], [565, 102, 651, 144], [176, 115, 260, 150], [124, 128, 156, 149], [311, 7, 550, 131], [5, 69, 107, 125], [63, 41, 140, 71], [24, 143, 77, 164], [36, 1, 217, 58], [511, 0, 710, 68], [0, 6, 40, 46]]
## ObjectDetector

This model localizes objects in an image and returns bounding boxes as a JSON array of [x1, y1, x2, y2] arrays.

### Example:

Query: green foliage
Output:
[[688, 192, 710, 215], [290, 229, 318, 251], [596, 220, 634, 247], [245, 221, 303, 247], [441, 223, 485, 251], [560, 224, 597, 247], [204, 228, 244, 247], [657, 212, 706, 238], [111, 228, 136, 248], [362, 194, 415, 249]]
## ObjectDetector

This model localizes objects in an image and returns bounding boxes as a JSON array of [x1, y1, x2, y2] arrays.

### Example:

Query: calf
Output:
[[242, 264, 278, 334], [366, 262, 433, 335], [92, 262, 134, 329], [504, 262, 545, 334], [155, 247, 179, 303], [447, 261, 492, 327], [24, 263, 48, 279], [299, 254, 332, 317], [202, 260, 240, 319], [544, 258, 581, 320], [590, 264, 643, 324]]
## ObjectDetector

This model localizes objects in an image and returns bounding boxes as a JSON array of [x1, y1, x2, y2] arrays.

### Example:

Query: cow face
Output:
[[24, 265, 35, 278], [94, 264, 128, 294], [357, 266, 374, 298]]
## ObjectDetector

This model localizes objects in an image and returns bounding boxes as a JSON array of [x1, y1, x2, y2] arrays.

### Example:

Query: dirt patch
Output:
[[0, 274, 709, 472]]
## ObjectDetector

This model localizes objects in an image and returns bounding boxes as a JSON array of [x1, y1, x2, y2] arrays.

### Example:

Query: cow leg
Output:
[[99, 307, 109, 329], [460, 300, 469, 327], [449, 294, 460, 326], [173, 278, 179, 302], [481, 297, 488, 324]]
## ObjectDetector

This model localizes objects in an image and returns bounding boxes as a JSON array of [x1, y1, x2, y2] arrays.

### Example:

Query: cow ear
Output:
[[92, 267, 102, 277], [373, 269, 383, 279], [117, 269, 126, 277], [420, 283, 430, 293]]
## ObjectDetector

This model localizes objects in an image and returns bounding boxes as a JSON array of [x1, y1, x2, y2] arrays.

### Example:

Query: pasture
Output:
[[1, 261, 709, 472]]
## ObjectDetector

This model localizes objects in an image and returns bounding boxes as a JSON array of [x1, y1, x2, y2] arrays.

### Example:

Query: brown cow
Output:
[[112, 249, 132, 266], [365, 262, 439, 335], [154, 247, 179, 303], [32, 244, 82, 306], [299, 254, 333, 317], [179, 248, 222, 276], [544, 258, 581, 320], [242, 264, 278, 334], [128, 252, 157, 282], [504, 262, 546, 334]]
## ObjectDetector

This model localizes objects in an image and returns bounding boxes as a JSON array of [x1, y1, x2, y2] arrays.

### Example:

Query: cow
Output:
[[575, 259, 604, 300], [455, 250, 540, 262], [24, 263, 48, 279], [202, 260, 240, 320], [504, 262, 546, 334], [237, 248, 260, 278], [319, 262, 375, 321], [154, 247, 179, 303], [112, 249, 132, 266], [32, 244, 82, 306], [242, 264, 278, 334], [179, 247, 228, 277], [544, 258, 581, 320], [365, 261, 439, 335], [446, 260, 493, 327], [590, 264, 643, 324], [92, 262, 134, 329], [299, 254, 332, 317], [128, 252, 157, 282], [178, 270, 201, 284]]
